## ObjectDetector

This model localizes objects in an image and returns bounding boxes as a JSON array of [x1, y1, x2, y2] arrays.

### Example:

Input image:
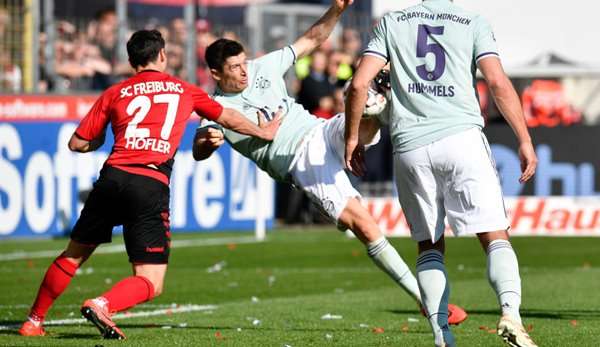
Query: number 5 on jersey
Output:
[[416, 24, 446, 81], [125, 94, 180, 140]]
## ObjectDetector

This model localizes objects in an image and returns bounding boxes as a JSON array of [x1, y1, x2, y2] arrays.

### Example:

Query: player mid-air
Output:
[[345, 0, 538, 346], [18, 29, 280, 339], [193, 0, 467, 324]]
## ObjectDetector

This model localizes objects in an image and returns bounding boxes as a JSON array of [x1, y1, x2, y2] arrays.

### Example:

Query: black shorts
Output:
[[70, 165, 170, 264]]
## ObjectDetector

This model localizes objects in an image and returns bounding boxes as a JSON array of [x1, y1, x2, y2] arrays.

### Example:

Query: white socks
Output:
[[367, 237, 422, 303], [487, 239, 522, 324], [416, 249, 454, 347]]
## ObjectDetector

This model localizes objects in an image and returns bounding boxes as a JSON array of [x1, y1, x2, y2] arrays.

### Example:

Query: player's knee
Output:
[[340, 200, 381, 243], [62, 241, 97, 265], [353, 218, 380, 242], [477, 230, 510, 250]]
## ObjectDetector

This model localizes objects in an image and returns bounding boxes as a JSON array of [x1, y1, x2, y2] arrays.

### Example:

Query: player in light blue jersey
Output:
[[345, 1, 538, 347], [193, 0, 469, 326]]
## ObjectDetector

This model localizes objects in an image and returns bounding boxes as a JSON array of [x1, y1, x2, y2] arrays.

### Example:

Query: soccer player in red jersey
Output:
[[18, 29, 280, 339]]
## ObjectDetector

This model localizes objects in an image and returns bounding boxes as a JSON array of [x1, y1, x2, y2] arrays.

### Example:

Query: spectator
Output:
[[170, 18, 187, 45], [220, 30, 241, 42], [166, 43, 184, 79], [326, 50, 352, 88], [296, 49, 336, 114], [0, 50, 21, 92], [92, 9, 117, 66], [0, 8, 9, 41], [47, 19, 115, 91], [156, 25, 170, 44], [341, 28, 361, 62], [333, 87, 345, 114], [87, 8, 132, 89], [196, 21, 217, 91], [312, 95, 335, 119]]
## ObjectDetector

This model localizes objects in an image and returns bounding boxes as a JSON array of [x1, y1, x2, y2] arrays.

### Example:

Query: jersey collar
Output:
[[215, 84, 244, 97], [137, 69, 162, 74]]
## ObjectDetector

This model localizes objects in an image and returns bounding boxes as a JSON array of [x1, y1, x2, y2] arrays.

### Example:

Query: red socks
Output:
[[29, 254, 79, 321], [28, 255, 155, 320], [101, 276, 155, 313]]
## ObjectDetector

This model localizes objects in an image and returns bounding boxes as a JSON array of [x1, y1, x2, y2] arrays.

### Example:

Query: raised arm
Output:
[[478, 57, 537, 183], [291, 0, 353, 59]]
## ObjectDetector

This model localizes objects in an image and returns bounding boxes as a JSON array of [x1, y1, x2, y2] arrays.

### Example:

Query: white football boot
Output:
[[497, 315, 538, 347]]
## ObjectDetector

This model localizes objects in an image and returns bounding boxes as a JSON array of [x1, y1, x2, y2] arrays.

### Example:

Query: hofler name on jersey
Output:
[[120, 81, 184, 98], [125, 136, 171, 154]]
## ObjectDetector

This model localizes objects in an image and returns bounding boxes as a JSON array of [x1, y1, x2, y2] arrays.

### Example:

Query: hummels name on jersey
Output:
[[407, 83, 455, 97], [120, 81, 184, 98]]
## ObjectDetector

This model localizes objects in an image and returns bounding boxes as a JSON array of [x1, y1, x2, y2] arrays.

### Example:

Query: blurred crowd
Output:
[[0, 6, 589, 130], [26, 7, 367, 102], [39, 9, 128, 92], [0, 8, 22, 92], [292, 28, 361, 119], [19, 9, 222, 92], [29, 7, 367, 117], [0, 5, 366, 112]]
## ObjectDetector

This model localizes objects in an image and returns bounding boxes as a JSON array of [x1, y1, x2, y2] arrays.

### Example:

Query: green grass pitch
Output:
[[1, 229, 599, 346]]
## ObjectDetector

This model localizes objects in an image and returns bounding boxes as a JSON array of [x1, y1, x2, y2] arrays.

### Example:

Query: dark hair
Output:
[[95, 7, 115, 21], [205, 38, 244, 71], [127, 29, 165, 68]]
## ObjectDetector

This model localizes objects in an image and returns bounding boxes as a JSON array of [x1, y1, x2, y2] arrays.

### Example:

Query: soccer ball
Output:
[[363, 86, 387, 118], [343, 77, 388, 118]]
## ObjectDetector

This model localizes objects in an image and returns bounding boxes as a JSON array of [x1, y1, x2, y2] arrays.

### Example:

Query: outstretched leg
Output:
[[20, 240, 96, 336], [339, 197, 422, 302]]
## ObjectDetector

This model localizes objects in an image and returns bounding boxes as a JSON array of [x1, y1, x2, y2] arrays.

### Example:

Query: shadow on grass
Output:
[[54, 332, 99, 339], [0, 328, 97, 340], [0, 330, 19, 337], [0, 323, 430, 341], [0, 320, 21, 337], [109, 324, 399, 333], [0, 320, 23, 326], [478, 309, 600, 320], [386, 308, 600, 320]]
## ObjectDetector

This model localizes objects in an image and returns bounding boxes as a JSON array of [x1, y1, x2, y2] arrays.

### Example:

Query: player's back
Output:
[[367, 0, 498, 152], [77, 70, 222, 184]]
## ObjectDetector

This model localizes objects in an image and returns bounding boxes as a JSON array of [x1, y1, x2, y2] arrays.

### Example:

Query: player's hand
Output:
[[332, 0, 353, 13], [193, 127, 224, 161], [518, 141, 537, 183], [256, 108, 283, 141], [344, 137, 366, 177], [204, 127, 225, 149]]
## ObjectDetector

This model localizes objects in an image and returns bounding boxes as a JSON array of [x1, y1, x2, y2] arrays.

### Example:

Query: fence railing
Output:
[[0, 0, 31, 93]]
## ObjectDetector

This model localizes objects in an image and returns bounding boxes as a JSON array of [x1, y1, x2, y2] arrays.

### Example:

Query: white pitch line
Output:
[[0, 304, 217, 330], [0, 303, 189, 309], [0, 236, 258, 262]]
